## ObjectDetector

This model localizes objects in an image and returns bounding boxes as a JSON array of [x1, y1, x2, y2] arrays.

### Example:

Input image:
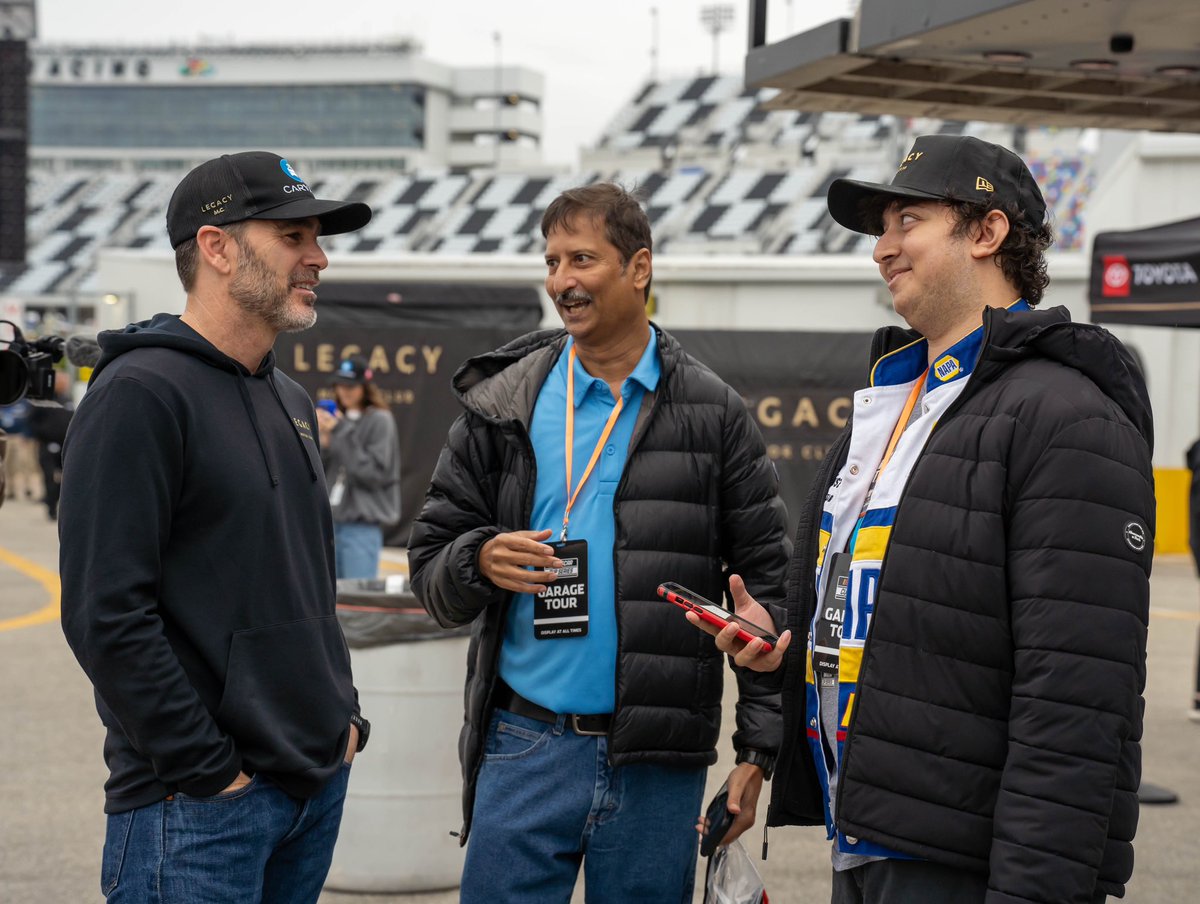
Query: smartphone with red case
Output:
[[657, 582, 778, 652]]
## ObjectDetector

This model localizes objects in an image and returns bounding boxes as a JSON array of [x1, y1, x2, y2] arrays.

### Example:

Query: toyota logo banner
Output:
[[1090, 216, 1200, 327]]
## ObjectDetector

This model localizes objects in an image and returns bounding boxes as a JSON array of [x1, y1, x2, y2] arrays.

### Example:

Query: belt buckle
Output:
[[570, 714, 607, 737]]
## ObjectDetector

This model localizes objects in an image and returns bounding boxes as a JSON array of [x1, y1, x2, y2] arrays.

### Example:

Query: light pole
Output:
[[699, 4, 735, 76], [493, 31, 502, 169], [650, 7, 659, 82]]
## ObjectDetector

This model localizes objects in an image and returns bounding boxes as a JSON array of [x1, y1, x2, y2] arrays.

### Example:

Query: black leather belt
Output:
[[493, 681, 611, 737]]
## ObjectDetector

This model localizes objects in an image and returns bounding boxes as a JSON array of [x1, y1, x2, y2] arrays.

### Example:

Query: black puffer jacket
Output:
[[410, 326, 790, 842], [768, 305, 1154, 904]]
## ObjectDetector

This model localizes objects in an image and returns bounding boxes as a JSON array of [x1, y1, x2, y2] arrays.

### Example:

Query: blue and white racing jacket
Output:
[[805, 304, 1011, 859]]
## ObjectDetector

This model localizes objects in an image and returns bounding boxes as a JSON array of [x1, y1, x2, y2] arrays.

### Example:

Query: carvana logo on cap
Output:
[[280, 159, 305, 182]]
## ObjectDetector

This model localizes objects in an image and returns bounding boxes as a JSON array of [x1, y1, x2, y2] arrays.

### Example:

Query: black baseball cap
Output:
[[166, 151, 372, 248], [332, 355, 373, 384], [827, 135, 1047, 235]]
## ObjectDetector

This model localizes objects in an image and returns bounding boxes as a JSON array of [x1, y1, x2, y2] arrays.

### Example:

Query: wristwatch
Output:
[[735, 747, 776, 781], [349, 712, 371, 753]]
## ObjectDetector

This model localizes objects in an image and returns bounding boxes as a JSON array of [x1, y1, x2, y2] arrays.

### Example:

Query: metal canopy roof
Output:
[[746, 0, 1200, 132]]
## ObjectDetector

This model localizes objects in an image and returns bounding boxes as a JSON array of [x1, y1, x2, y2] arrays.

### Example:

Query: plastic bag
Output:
[[703, 838, 769, 904]]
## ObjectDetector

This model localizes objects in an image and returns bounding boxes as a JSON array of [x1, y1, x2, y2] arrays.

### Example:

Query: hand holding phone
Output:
[[699, 782, 734, 858], [665, 576, 790, 671], [657, 581, 778, 652]]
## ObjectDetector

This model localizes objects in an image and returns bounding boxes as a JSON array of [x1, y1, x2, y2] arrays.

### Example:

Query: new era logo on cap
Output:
[[826, 135, 1047, 235], [166, 151, 372, 248]]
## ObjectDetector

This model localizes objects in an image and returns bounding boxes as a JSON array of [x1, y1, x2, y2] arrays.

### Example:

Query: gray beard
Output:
[[229, 239, 317, 334]]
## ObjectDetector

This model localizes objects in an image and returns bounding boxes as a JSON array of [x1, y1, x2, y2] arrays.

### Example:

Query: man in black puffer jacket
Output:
[[698, 136, 1153, 904], [409, 184, 789, 902]]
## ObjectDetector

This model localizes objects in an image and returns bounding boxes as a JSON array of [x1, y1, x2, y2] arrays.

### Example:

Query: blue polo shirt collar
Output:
[[568, 329, 661, 407]]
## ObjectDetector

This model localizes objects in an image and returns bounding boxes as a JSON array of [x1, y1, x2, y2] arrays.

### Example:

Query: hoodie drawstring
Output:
[[268, 373, 319, 483], [233, 373, 280, 487]]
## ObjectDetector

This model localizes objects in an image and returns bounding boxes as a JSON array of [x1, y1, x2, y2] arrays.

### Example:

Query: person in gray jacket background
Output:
[[316, 354, 401, 579]]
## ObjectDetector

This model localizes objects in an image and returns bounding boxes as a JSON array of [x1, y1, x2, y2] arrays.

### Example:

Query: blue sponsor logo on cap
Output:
[[280, 159, 305, 182]]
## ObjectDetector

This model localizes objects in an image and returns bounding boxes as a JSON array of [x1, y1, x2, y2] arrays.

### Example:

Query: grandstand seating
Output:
[[5, 75, 1092, 298]]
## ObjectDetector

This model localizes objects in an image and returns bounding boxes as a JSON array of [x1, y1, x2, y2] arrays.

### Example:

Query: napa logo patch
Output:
[[933, 355, 961, 382]]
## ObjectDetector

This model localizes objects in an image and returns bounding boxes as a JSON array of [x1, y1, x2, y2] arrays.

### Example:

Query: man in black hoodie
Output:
[[59, 152, 373, 904], [695, 136, 1154, 904]]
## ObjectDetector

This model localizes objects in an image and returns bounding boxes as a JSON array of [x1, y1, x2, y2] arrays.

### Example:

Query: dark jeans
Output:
[[831, 859, 1106, 904], [101, 763, 351, 903], [461, 708, 706, 903]]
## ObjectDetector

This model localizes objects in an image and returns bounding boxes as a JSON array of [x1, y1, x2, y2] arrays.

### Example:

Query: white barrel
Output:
[[325, 634, 469, 892]]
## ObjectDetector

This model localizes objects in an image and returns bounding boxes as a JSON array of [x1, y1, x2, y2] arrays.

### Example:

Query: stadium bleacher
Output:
[[5, 75, 1093, 298]]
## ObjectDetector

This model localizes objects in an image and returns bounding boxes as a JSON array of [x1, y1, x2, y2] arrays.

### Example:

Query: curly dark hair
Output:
[[541, 183, 653, 300], [947, 199, 1054, 306], [860, 196, 1054, 305]]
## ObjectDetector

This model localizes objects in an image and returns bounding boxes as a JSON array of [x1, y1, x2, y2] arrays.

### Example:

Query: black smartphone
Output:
[[700, 781, 734, 858]]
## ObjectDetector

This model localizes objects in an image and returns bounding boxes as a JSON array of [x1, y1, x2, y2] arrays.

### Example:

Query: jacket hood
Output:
[[452, 323, 683, 424], [985, 304, 1154, 454], [92, 312, 274, 382], [91, 313, 311, 487]]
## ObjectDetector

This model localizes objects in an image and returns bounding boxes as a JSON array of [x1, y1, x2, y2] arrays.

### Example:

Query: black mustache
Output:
[[556, 292, 593, 304]]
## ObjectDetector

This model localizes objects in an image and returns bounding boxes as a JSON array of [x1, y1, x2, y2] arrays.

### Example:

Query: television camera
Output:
[[0, 320, 65, 405]]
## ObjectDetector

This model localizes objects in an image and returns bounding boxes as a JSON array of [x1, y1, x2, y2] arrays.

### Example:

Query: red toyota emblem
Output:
[[1102, 256, 1131, 297]]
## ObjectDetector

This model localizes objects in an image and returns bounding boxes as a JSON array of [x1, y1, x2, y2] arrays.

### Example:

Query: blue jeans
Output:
[[100, 763, 351, 903], [461, 708, 706, 903], [334, 522, 382, 579]]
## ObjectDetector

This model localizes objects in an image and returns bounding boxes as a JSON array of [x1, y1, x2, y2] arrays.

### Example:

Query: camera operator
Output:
[[1, 321, 76, 516], [26, 370, 74, 521]]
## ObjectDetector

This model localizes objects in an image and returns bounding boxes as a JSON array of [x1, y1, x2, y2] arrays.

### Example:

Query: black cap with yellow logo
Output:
[[827, 134, 1046, 235], [166, 151, 372, 249]]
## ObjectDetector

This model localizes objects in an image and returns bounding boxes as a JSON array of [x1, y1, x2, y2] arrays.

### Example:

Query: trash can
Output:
[[325, 577, 470, 893]]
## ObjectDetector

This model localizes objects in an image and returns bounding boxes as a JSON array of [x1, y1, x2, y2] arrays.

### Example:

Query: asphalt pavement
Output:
[[1, 494, 1196, 903]]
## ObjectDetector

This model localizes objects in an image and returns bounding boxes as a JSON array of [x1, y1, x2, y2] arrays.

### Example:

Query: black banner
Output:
[[1090, 216, 1200, 328], [674, 329, 871, 534], [276, 326, 529, 545], [276, 325, 873, 546], [0, 39, 28, 266]]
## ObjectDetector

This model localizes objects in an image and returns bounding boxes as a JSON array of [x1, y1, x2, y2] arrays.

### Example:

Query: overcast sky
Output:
[[33, 0, 841, 166]]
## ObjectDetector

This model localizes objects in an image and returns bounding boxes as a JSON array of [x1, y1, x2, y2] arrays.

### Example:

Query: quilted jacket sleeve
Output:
[[987, 412, 1153, 904], [717, 386, 793, 756], [408, 413, 507, 628]]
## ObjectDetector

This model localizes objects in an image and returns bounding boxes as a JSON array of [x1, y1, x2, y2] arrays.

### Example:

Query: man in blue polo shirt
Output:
[[410, 183, 790, 902]]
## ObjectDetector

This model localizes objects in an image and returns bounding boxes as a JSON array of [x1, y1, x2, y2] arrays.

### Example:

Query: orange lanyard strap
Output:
[[878, 369, 927, 475], [856, 369, 928, 525], [563, 346, 624, 541]]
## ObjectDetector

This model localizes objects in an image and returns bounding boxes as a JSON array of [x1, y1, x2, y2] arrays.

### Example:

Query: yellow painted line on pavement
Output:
[[1150, 606, 1200, 623], [0, 546, 61, 632]]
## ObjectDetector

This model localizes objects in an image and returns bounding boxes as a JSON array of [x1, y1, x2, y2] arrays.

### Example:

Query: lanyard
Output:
[[855, 369, 928, 526], [562, 346, 624, 541]]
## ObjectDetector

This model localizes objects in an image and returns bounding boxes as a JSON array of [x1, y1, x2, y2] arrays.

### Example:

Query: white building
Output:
[[27, 42, 545, 173]]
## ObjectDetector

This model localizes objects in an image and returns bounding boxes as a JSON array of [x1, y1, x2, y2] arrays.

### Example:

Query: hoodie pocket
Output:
[[215, 616, 355, 777]]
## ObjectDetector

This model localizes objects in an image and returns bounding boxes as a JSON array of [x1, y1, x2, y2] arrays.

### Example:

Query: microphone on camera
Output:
[[65, 334, 103, 369]]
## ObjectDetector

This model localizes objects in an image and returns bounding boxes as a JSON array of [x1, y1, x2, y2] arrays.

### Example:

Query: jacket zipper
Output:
[[771, 424, 852, 826], [466, 409, 541, 845], [834, 311, 998, 831], [607, 353, 667, 759]]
